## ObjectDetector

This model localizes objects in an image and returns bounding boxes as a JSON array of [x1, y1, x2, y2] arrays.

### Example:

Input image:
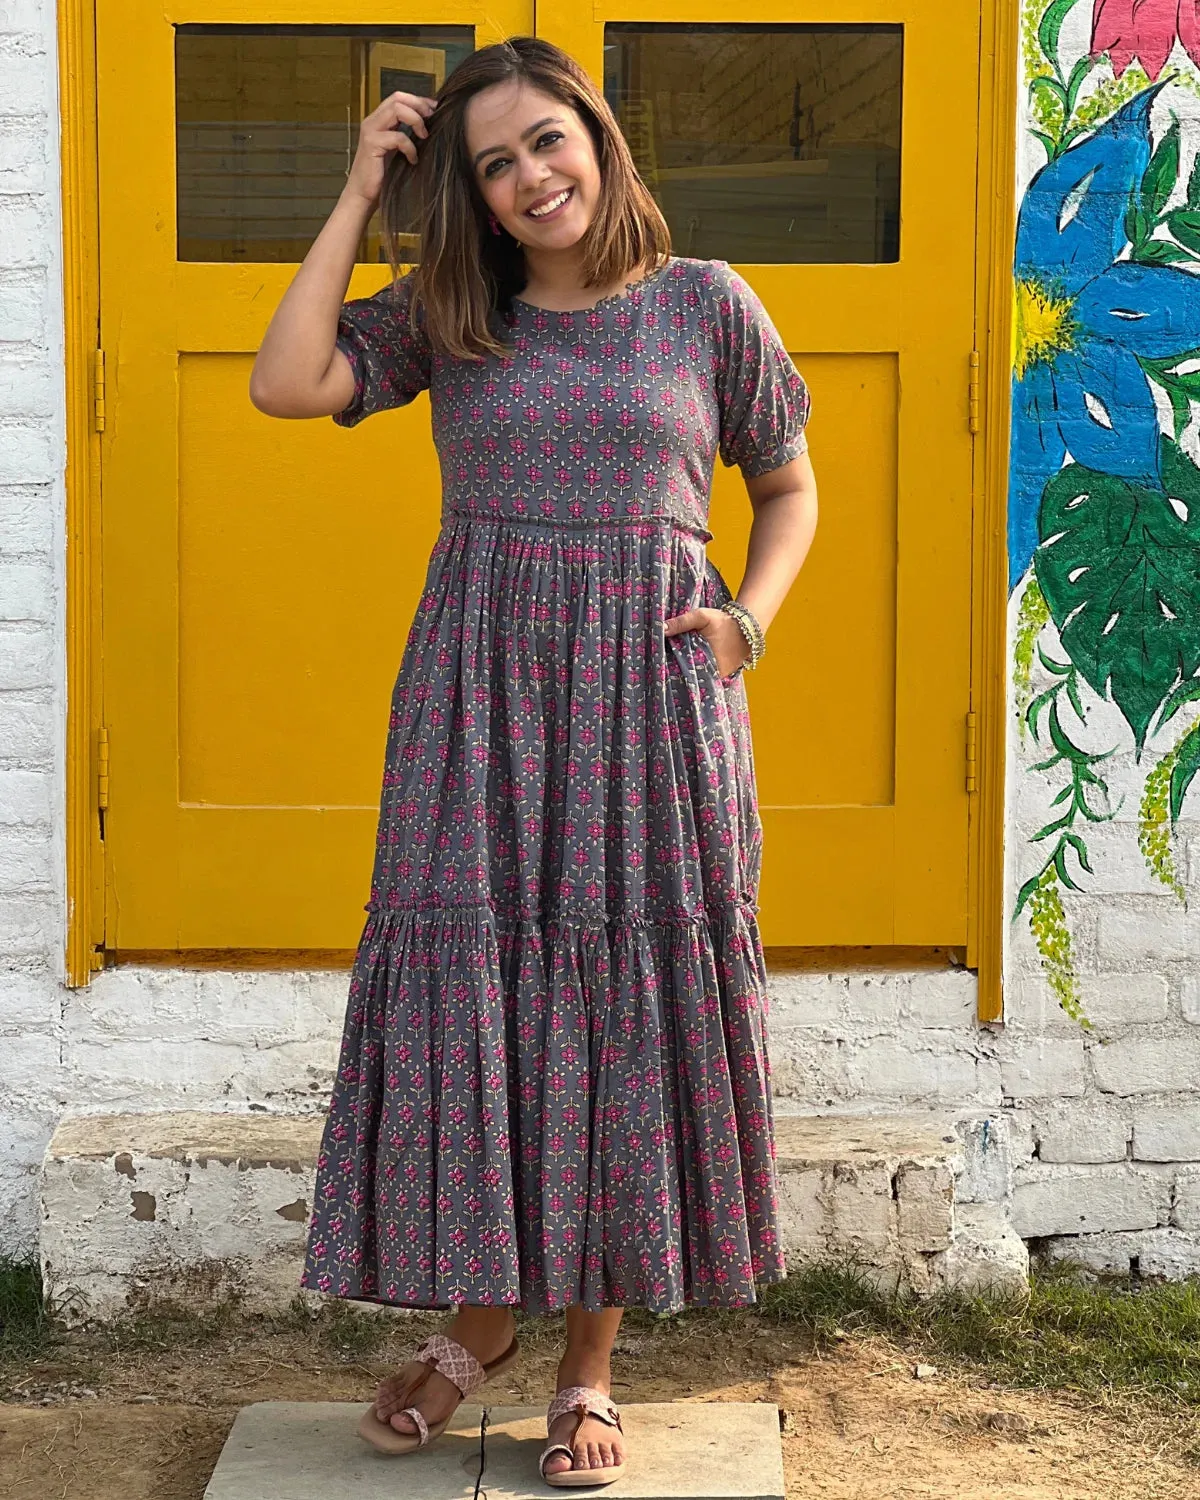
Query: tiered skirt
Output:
[[300, 514, 785, 1314]]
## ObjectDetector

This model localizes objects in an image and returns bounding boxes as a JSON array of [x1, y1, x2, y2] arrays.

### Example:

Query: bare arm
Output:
[[248, 90, 437, 420], [664, 451, 818, 676]]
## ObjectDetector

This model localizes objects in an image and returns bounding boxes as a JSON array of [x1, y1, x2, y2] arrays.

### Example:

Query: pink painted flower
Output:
[[1091, 0, 1200, 80]]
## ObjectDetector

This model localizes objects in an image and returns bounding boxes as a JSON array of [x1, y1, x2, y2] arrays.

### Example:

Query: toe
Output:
[[388, 1408, 418, 1433]]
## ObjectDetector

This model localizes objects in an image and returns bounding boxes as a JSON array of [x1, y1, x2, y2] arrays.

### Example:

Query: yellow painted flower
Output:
[[1013, 278, 1076, 381]]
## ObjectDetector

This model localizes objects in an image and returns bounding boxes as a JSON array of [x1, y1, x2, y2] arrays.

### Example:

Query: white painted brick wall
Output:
[[0, 0, 66, 1260]]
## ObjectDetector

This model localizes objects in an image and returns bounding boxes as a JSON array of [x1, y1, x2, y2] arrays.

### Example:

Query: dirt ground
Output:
[[2, 1308, 1198, 1500]]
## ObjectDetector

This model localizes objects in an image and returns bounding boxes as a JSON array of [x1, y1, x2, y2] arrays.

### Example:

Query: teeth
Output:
[[529, 189, 570, 217]]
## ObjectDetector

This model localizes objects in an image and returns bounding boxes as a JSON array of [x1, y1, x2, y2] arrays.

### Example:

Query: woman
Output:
[[250, 34, 817, 1487]]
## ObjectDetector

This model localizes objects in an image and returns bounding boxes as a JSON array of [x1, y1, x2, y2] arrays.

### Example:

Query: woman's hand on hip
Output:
[[664, 608, 750, 678], [344, 91, 438, 210]]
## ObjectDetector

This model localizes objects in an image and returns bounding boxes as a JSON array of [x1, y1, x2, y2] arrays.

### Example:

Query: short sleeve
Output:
[[333, 269, 432, 428], [710, 260, 811, 478]]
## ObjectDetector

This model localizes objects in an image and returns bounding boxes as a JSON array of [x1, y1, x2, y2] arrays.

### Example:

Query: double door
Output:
[[96, 0, 980, 951]]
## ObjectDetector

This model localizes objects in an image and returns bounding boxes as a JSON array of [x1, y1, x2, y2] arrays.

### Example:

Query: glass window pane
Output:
[[604, 24, 902, 264], [175, 24, 474, 263]]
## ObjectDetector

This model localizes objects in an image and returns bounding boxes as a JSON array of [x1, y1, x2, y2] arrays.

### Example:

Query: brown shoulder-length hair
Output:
[[379, 36, 671, 361]]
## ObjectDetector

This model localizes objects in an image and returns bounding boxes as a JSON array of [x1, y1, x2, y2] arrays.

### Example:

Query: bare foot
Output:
[[543, 1355, 626, 1476], [374, 1308, 516, 1436]]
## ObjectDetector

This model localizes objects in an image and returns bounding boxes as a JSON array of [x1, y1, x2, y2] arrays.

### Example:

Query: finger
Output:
[[376, 128, 419, 164], [389, 98, 430, 137], [664, 608, 703, 634]]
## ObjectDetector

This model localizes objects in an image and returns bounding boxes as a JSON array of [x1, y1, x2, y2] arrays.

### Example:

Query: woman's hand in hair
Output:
[[344, 91, 438, 209]]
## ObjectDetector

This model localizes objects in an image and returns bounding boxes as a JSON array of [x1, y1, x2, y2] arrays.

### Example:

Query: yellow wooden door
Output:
[[100, 0, 976, 953], [540, 1, 980, 946], [97, 4, 529, 949]]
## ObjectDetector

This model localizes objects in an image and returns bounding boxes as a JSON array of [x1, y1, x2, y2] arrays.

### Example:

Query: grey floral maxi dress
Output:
[[300, 255, 811, 1316]]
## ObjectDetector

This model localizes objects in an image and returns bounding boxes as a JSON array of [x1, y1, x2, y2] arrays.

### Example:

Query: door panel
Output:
[[538, 0, 979, 945], [98, 4, 529, 948]]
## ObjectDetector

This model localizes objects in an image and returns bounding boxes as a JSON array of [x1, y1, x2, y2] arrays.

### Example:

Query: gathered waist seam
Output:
[[439, 510, 714, 544]]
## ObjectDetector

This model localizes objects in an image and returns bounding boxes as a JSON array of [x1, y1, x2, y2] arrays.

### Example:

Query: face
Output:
[[464, 80, 600, 248]]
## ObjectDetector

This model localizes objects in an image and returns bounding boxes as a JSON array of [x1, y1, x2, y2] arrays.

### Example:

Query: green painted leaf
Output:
[[1134, 237, 1192, 266], [1156, 673, 1200, 732], [1035, 443, 1200, 752], [1167, 209, 1200, 253], [1038, 0, 1081, 76], [1189, 150, 1200, 209], [1031, 128, 1059, 163], [1029, 74, 1068, 115], [1125, 191, 1148, 249], [1142, 119, 1181, 221], [1065, 54, 1094, 115], [1170, 723, 1200, 820]]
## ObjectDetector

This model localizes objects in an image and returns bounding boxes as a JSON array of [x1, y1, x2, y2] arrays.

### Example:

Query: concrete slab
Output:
[[202, 1401, 785, 1500]]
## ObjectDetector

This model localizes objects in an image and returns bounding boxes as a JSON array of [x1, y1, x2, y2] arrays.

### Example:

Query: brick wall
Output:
[[0, 0, 66, 1256]]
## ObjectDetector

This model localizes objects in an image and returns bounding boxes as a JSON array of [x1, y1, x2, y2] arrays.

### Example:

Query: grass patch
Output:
[[0, 1258, 54, 1363], [745, 1259, 1200, 1406]]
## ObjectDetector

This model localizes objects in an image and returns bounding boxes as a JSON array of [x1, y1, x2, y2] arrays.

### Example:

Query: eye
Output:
[[536, 130, 564, 149], [483, 157, 509, 178]]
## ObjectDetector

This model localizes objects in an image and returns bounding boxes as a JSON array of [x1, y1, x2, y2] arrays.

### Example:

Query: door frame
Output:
[[59, 0, 1015, 1017]]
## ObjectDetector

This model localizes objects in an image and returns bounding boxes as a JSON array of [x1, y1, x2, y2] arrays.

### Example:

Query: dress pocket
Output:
[[696, 629, 742, 689]]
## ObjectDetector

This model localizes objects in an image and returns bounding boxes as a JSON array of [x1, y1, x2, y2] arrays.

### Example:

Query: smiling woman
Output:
[[249, 27, 816, 1482], [375, 37, 670, 352]]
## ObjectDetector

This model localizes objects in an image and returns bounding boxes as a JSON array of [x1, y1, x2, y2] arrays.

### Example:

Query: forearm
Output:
[[734, 459, 819, 633], [249, 187, 375, 414]]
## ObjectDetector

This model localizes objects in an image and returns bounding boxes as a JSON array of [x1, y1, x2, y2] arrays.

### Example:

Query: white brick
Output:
[[843, 974, 906, 1027], [0, 118, 46, 193], [0, 693, 54, 760], [1011, 1163, 1167, 1237], [1097, 905, 1200, 965], [0, 829, 51, 888], [768, 972, 845, 1028], [1001, 973, 1080, 1036], [0, 195, 50, 267], [0, 362, 55, 419], [193, 973, 300, 1043], [1000, 1037, 1086, 1100], [1094, 1034, 1200, 1096], [2, 1028, 60, 1093], [0, 41, 48, 117], [1077, 973, 1169, 1029], [1132, 1103, 1200, 1161], [1173, 1166, 1200, 1230], [0, 767, 49, 822], [0, 629, 53, 689], [0, 422, 55, 483], [0, 3, 49, 32], [0, 488, 54, 552], [904, 970, 977, 1028], [0, 966, 56, 1027], [0, 895, 52, 953], [0, 268, 47, 342], [1034, 1103, 1129, 1163], [69, 1039, 251, 1104], [0, 559, 50, 619], [844, 1037, 999, 1105], [1042, 1227, 1200, 1278], [68, 968, 203, 1043], [1182, 974, 1200, 1025], [0, 1105, 53, 1259]]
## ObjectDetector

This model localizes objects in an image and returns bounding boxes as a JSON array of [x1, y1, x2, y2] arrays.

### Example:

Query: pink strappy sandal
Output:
[[357, 1327, 521, 1456], [539, 1385, 626, 1487]]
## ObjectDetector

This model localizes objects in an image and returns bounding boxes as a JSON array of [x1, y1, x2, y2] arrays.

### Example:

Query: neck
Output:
[[519, 243, 591, 303]]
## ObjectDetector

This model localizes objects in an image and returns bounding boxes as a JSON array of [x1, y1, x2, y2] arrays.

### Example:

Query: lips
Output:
[[525, 186, 574, 219]]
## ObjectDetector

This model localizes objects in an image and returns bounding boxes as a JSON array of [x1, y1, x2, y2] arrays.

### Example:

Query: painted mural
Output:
[[1013, 0, 1200, 1022]]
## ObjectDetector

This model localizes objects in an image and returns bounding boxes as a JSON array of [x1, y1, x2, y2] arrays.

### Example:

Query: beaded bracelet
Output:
[[721, 599, 766, 673]]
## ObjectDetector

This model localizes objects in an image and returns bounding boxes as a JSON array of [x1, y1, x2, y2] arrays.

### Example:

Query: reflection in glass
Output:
[[604, 24, 902, 264], [175, 25, 473, 262]]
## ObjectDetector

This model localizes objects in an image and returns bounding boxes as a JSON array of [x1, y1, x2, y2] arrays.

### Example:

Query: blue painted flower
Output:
[[1010, 84, 1200, 587]]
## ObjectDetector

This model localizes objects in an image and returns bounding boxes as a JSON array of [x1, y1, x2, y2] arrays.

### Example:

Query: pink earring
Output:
[[488, 211, 502, 236]]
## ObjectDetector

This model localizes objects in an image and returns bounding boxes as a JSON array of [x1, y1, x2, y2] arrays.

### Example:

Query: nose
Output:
[[516, 151, 550, 194]]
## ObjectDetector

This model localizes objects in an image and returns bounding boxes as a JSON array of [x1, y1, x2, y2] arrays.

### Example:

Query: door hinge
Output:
[[968, 350, 981, 435], [96, 725, 110, 814], [93, 349, 106, 433], [966, 709, 978, 793]]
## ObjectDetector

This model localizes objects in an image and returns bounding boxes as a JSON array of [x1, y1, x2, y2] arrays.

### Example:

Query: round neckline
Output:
[[510, 258, 674, 315]]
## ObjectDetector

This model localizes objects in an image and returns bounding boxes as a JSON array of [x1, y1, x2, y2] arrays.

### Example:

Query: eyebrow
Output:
[[471, 116, 563, 169]]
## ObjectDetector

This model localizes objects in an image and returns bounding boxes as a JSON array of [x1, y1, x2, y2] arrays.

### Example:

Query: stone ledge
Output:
[[40, 1109, 1026, 1324]]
